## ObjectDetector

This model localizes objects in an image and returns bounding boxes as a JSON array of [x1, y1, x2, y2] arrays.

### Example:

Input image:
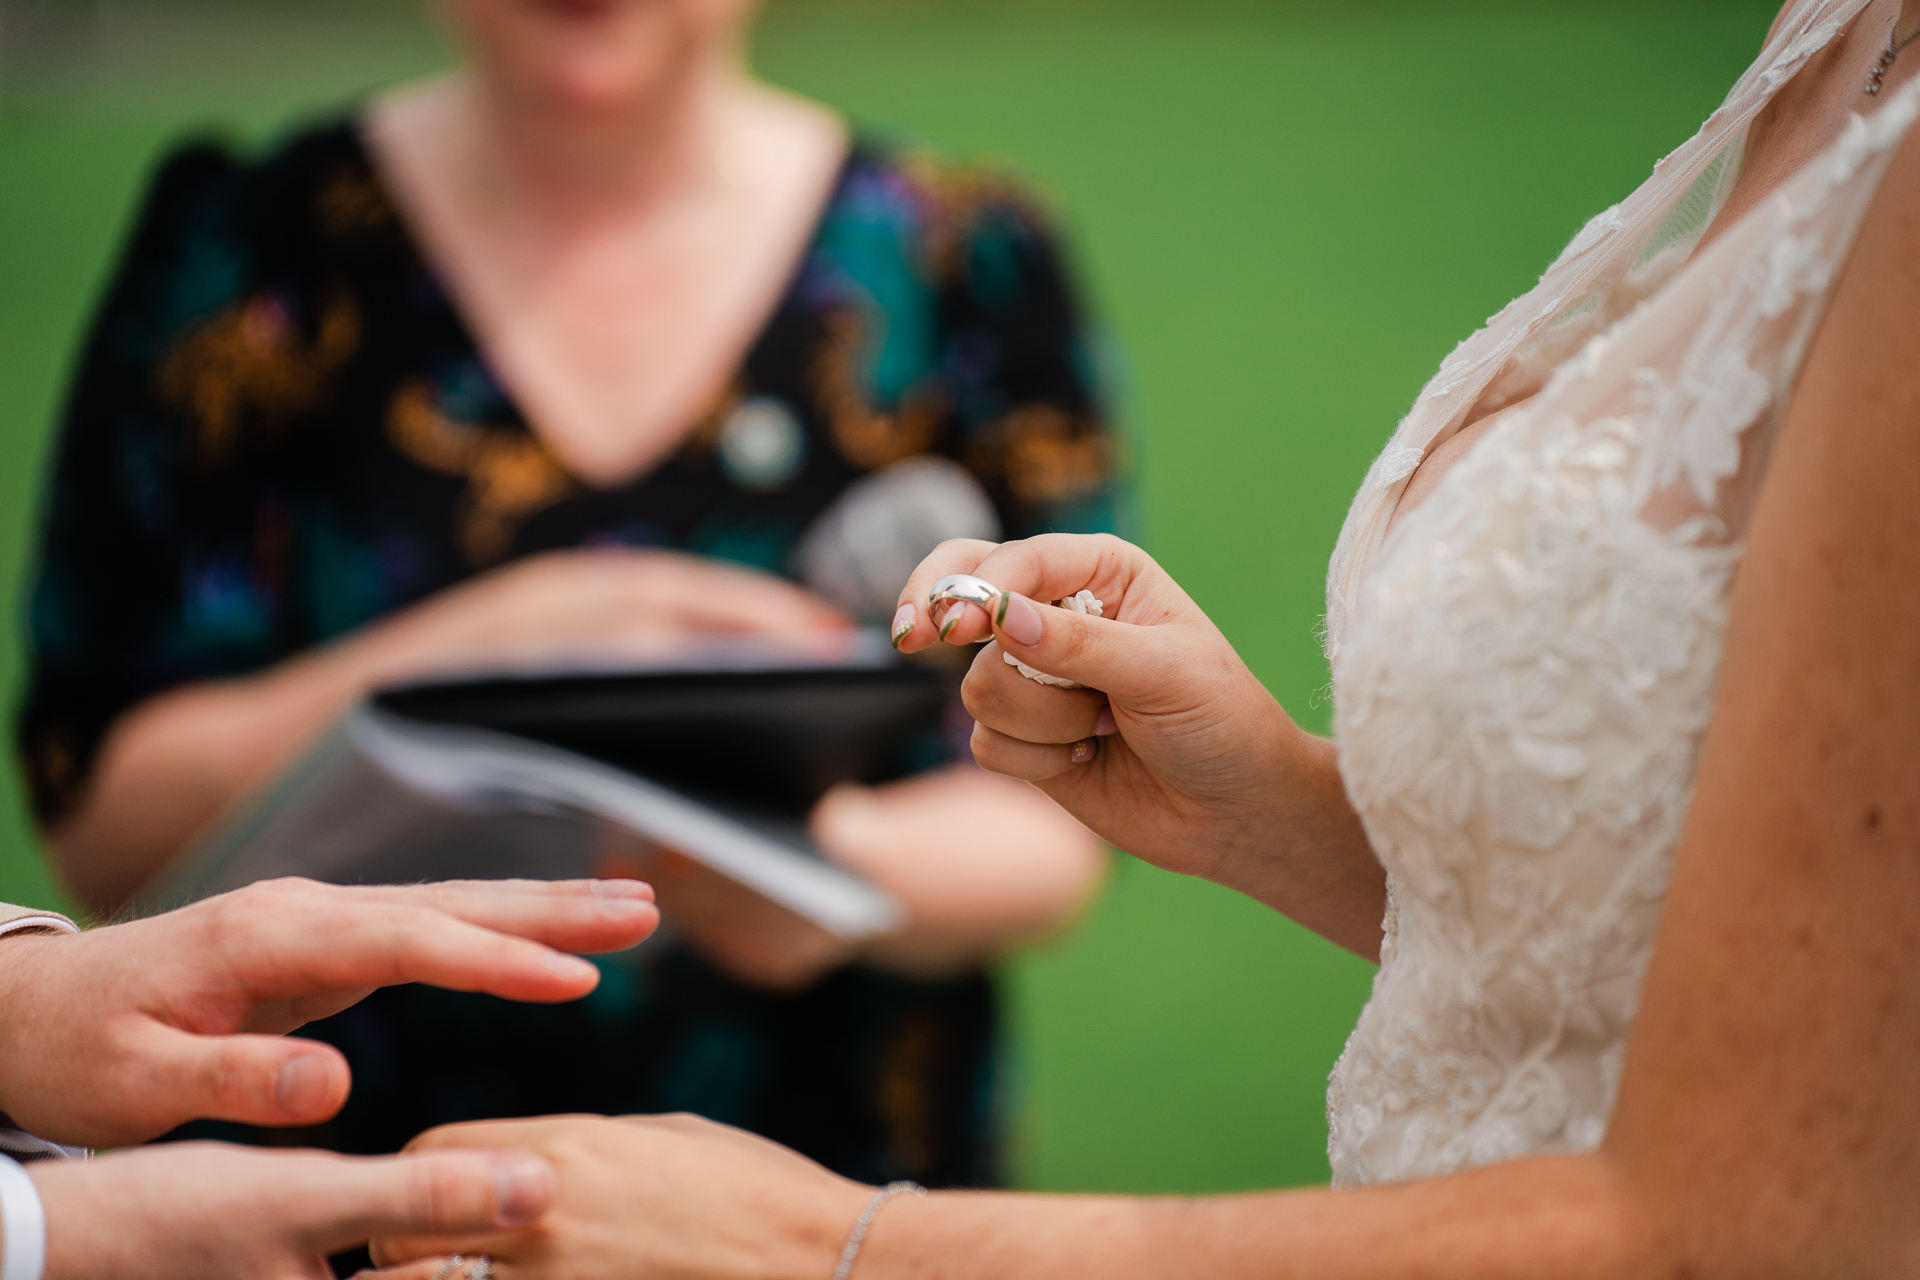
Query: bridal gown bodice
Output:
[[1322, 0, 1920, 1187]]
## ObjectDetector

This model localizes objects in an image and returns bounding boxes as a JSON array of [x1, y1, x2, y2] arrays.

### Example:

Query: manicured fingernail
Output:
[[1070, 738, 1099, 765], [1094, 706, 1117, 736], [491, 1156, 553, 1227], [938, 604, 968, 643], [997, 593, 1043, 647], [890, 605, 916, 649], [274, 1053, 332, 1115]]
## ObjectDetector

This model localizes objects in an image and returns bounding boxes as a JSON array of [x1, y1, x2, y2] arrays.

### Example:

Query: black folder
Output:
[[144, 632, 950, 937]]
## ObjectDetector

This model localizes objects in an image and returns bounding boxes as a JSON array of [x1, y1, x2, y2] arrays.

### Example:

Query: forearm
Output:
[[861, 1155, 1640, 1280]]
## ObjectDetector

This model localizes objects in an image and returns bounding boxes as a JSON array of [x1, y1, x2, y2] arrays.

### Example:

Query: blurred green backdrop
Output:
[[0, 0, 1774, 1193]]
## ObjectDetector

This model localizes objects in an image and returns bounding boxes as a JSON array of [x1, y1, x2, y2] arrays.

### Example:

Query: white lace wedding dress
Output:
[[1322, 0, 1920, 1187]]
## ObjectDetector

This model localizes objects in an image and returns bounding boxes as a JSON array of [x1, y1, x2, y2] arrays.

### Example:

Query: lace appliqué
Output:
[[1323, 72, 1920, 1187]]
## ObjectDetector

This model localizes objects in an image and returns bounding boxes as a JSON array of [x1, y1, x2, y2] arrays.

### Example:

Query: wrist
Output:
[[828, 1181, 925, 1280], [1202, 696, 1319, 878], [0, 935, 74, 1129]]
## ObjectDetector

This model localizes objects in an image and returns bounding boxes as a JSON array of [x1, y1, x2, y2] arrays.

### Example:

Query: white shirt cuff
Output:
[[0, 1156, 47, 1280]]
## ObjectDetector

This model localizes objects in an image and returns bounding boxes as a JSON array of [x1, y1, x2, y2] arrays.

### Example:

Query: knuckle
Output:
[[198, 1047, 257, 1110], [960, 664, 1003, 721], [968, 721, 998, 769], [407, 1156, 472, 1230]]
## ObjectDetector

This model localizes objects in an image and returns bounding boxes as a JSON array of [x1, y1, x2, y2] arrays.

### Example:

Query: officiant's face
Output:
[[439, 0, 759, 118]]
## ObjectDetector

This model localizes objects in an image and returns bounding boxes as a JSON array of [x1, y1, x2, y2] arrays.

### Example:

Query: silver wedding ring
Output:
[[928, 573, 1002, 614]]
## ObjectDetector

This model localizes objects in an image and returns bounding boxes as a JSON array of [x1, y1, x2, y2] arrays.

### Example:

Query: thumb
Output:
[[290, 1149, 555, 1254], [990, 591, 1178, 702], [135, 1027, 351, 1130]]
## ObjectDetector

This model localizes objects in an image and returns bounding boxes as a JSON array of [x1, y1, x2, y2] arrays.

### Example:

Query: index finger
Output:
[[203, 883, 649, 1006], [339, 879, 659, 955]]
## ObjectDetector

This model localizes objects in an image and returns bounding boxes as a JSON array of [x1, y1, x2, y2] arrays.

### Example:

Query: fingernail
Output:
[[890, 605, 916, 649], [998, 593, 1043, 647], [491, 1156, 553, 1227], [274, 1053, 333, 1116], [598, 894, 655, 918], [938, 604, 968, 643], [1070, 738, 1099, 765], [591, 878, 653, 900], [547, 952, 601, 982], [1094, 706, 1117, 736]]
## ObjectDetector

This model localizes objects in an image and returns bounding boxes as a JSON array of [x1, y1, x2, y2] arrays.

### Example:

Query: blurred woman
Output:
[[18, 0, 1115, 1193]]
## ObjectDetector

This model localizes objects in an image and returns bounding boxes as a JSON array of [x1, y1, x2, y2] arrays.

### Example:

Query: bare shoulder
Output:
[[1591, 94, 1920, 1268]]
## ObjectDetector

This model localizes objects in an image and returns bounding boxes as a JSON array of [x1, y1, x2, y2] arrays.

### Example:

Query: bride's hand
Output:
[[893, 535, 1385, 956], [366, 1114, 869, 1280]]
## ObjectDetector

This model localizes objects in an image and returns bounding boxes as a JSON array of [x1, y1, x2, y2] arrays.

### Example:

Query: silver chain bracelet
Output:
[[831, 1180, 926, 1280]]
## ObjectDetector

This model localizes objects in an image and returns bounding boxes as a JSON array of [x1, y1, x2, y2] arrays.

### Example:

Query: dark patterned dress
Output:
[[18, 120, 1120, 1194]]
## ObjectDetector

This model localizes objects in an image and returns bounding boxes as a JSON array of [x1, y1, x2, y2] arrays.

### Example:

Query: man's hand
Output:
[[30, 1141, 555, 1280], [0, 877, 657, 1148]]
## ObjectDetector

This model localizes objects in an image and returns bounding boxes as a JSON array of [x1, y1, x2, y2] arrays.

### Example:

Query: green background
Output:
[[0, 0, 1774, 1193]]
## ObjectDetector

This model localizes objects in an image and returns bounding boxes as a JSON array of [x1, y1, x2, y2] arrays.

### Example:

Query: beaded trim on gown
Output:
[[1322, 0, 1920, 1187]]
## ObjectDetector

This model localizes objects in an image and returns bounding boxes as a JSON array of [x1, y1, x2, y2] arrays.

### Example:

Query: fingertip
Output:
[[1094, 705, 1117, 736], [590, 877, 655, 902], [545, 951, 602, 991], [274, 1049, 347, 1122], [489, 1153, 554, 1227]]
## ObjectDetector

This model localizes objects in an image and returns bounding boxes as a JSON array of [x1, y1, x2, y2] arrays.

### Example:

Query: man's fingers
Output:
[[371, 1123, 571, 1267], [211, 879, 661, 1005], [962, 644, 1110, 743], [294, 1149, 553, 1254], [315, 908, 609, 1003], [969, 722, 1102, 782], [295, 879, 660, 955], [131, 1027, 351, 1129]]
